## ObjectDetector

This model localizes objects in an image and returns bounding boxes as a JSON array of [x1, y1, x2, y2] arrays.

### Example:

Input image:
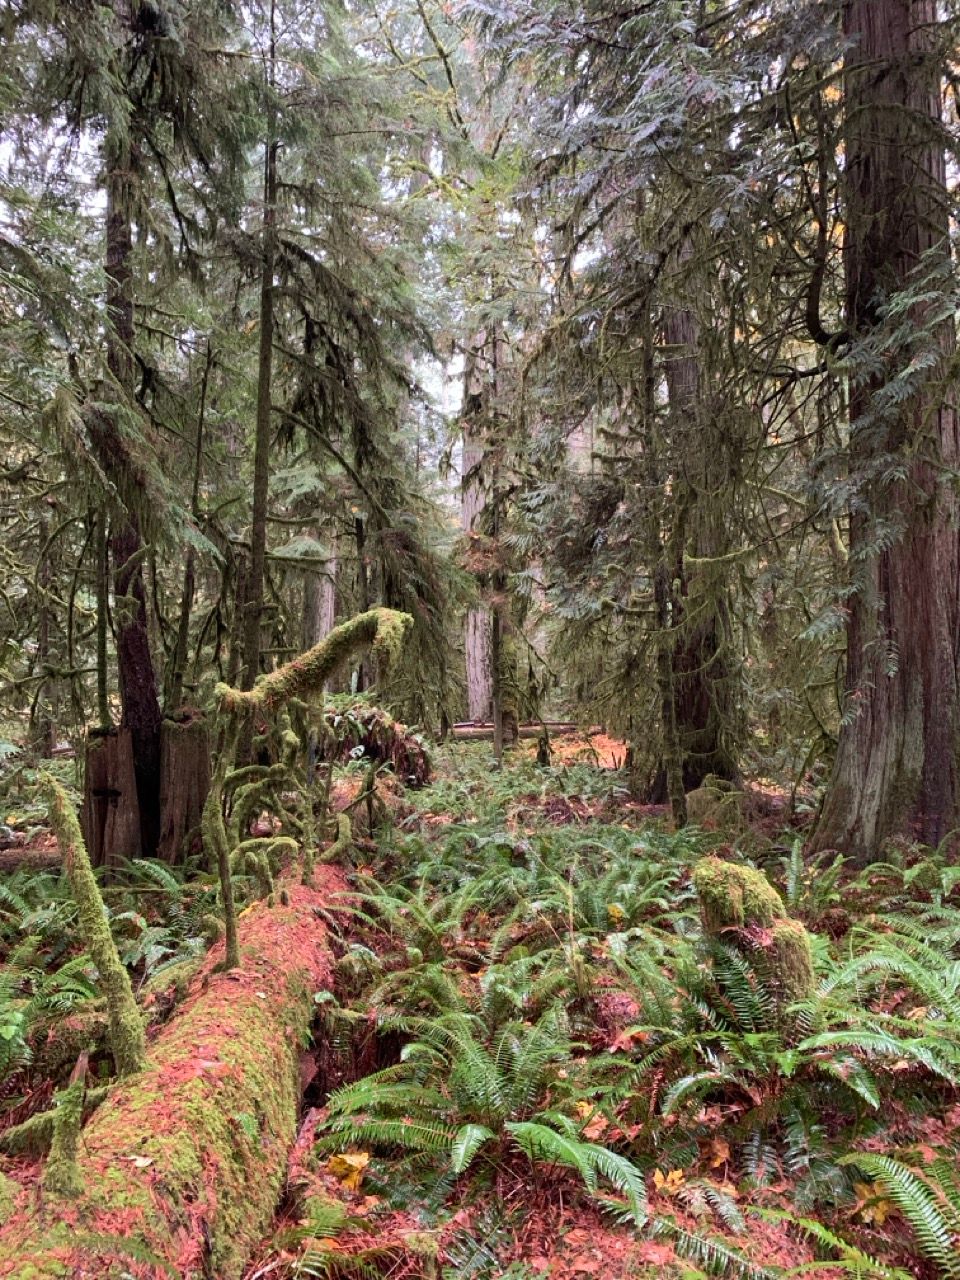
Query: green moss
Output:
[[0, 1087, 109, 1158], [39, 774, 146, 1077], [141, 959, 200, 1005], [43, 1078, 85, 1199], [215, 608, 412, 717], [0, 885, 328, 1278], [694, 857, 785, 934], [37, 1007, 109, 1077], [770, 918, 815, 1004], [685, 780, 745, 834], [320, 812, 352, 865]]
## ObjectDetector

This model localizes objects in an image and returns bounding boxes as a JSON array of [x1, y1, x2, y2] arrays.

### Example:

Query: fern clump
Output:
[[317, 1005, 647, 1225]]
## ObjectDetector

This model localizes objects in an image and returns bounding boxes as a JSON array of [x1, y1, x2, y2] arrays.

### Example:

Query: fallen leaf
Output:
[[653, 1168, 685, 1196], [708, 1137, 730, 1168], [326, 1151, 370, 1192]]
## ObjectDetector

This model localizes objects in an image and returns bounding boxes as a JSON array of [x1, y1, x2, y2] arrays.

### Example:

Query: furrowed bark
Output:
[[0, 873, 339, 1280], [813, 0, 960, 859], [106, 140, 163, 855]]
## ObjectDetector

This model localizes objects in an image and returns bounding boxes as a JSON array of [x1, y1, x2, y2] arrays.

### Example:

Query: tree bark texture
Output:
[[81, 727, 142, 869], [462, 330, 495, 722], [814, 0, 960, 858], [156, 713, 211, 864], [661, 292, 741, 792], [96, 146, 163, 855]]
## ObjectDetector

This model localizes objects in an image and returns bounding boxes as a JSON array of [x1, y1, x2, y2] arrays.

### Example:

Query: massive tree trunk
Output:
[[661, 296, 741, 792], [462, 330, 495, 722], [813, 1, 960, 858]]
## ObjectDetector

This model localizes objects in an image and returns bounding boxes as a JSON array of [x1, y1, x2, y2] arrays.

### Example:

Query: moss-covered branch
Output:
[[320, 811, 352, 865], [40, 773, 146, 1077], [214, 608, 412, 718], [204, 608, 412, 932]]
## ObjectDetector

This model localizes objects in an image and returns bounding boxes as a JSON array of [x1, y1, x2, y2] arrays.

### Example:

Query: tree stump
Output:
[[81, 727, 141, 870], [157, 709, 211, 863]]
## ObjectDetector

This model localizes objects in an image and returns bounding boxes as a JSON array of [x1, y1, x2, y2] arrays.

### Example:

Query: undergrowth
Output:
[[278, 743, 960, 1278]]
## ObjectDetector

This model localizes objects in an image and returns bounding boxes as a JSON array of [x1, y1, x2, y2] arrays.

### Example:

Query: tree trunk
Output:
[[32, 516, 55, 757], [655, 562, 688, 827], [103, 150, 163, 855], [95, 511, 110, 729], [354, 516, 371, 692], [661, 287, 740, 793], [462, 331, 494, 722], [302, 546, 337, 651], [111, 519, 163, 854], [241, 129, 278, 696], [157, 712, 211, 863], [813, 0, 960, 858], [167, 339, 212, 713]]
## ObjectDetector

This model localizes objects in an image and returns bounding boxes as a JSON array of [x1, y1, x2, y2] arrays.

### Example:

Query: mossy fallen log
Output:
[[0, 870, 341, 1280]]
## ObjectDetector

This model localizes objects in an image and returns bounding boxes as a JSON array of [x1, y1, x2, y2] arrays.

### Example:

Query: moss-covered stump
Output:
[[0, 870, 341, 1280], [684, 776, 746, 834], [693, 857, 815, 1021], [694, 857, 785, 934]]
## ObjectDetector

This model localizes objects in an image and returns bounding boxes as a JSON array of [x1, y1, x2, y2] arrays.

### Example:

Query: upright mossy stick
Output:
[[203, 719, 242, 969], [40, 773, 146, 1076], [43, 1053, 88, 1199]]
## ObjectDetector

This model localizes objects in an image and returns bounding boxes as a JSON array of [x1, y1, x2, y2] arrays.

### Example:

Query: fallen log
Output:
[[449, 722, 602, 741], [0, 869, 341, 1280]]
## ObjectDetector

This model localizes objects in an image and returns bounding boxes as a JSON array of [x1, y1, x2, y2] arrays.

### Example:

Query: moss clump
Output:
[[40, 774, 146, 1077], [685, 777, 745, 834], [42, 1078, 85, 1199], [320, 812, 352, 865], [695, 857, 816, 1034], [37, 1007, 109, 1076], [770, 918, 815, 1003], [694, 857, 784, 933]]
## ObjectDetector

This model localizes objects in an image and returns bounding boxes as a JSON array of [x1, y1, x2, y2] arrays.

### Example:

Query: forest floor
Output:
[[1, 738, 956, 1279], [234, 739, 952, 1280]]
